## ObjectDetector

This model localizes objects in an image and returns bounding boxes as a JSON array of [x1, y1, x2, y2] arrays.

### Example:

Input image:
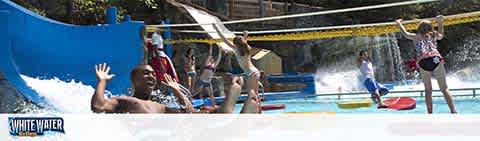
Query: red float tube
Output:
[[261, 104, 286, 111], [383, 97, 416, 110]]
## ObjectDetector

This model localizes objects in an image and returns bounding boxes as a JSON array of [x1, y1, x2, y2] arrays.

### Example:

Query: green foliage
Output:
[[110, 0, 161, 22], [69, 0, 161, 24], [11, 0, 46, 16], [71, 0, 108, 24], [12, 0, 163, 25]]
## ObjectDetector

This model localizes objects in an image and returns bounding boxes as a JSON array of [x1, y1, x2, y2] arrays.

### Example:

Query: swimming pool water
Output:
[[4, 75, 480, 114], [235, 96, 480, 114]]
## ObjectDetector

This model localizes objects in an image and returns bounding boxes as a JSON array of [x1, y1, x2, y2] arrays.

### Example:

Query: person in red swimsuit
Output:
[[405, 59, 419, 80], [146, 40, 179, 83]]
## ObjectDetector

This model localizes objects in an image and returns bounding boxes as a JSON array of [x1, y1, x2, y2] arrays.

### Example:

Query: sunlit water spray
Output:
[[6, 76, 141, 140], [21, 75, 96, 113], [314, 34, 480, 94]]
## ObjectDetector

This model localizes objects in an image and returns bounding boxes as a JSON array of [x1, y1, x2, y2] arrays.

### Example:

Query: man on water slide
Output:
[[91, 63, 194, 113], [90, 63, 259, 113]]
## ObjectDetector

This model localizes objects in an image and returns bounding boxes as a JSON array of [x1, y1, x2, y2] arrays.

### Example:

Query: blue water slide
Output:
[[0, 0, 144, 106]]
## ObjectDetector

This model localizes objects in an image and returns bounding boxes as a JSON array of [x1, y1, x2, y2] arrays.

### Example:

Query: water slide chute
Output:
[[0, 0, 144, 105]]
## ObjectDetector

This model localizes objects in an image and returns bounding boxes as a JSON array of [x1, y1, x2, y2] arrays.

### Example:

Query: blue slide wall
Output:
[[0, 0, 144, 105]]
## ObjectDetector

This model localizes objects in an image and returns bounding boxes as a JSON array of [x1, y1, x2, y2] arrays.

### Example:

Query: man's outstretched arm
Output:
[[91, 63, 118, 113], [162, 74, 194, 113]]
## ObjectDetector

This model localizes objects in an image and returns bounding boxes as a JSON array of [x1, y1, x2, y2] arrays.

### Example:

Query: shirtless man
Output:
[[90, 63, 193, 113]]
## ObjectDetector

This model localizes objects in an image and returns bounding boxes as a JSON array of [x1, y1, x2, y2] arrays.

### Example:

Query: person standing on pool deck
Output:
[[357, 50, 388, 108], [396, 15, 457, 114]]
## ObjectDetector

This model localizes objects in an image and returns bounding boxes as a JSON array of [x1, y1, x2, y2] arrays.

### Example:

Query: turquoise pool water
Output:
[[235, 96, 480, 114]]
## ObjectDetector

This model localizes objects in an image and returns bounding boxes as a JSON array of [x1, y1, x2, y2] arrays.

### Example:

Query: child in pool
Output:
[[213, 24, 262, 113], [357, 50, 389, 108], [184, 48, 196, 92], [195, 44, 223, 107], [396, 15, 456, 114]]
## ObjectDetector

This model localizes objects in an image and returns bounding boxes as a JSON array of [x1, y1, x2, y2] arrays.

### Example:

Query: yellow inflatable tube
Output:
[[337, 99, 373, 109]]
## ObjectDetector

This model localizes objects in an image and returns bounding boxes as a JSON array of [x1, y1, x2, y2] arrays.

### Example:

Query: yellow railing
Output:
[[148, 11, 480, 44]]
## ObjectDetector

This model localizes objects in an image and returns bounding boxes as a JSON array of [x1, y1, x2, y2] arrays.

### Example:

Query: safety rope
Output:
[[147, 0, 438, 28]]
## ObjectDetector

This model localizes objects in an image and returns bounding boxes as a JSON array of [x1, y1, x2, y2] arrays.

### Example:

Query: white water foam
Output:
[[315, 69, 480, 93], [315, 69, 364, 93], [21, 75, 95, 113]]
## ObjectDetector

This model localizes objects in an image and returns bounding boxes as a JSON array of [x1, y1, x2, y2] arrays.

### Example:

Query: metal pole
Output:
[[228, 0, 233, 18], [162, 19, 173, 58], [259, 0, 264, 17]]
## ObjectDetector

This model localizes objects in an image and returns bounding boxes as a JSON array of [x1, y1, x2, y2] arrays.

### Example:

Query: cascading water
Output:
[[315, 33, 480, 93], [447, 36, 480, 81], [370, 33, 407, 83], [315, 33, 408, 93]]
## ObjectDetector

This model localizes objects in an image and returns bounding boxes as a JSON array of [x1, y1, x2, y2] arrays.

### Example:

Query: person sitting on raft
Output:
[[396, 15, 456, 114], [194, 44, 223, 108], [90, 63, 194, 113], [357, 50, 388, 108], [213, 24, 262, 113]]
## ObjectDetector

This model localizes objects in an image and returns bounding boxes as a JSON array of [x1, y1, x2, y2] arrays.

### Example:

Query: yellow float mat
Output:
[[337, 99, 373, 109]]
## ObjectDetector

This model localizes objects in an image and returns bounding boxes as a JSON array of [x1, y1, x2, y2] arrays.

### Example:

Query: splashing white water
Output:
[[315, 69, 480, 93], [21, 75, 95, 113], [394, 75, 480, 90], [315, 69, 364, 93]]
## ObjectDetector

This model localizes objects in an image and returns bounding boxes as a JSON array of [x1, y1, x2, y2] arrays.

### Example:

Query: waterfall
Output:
[[314, 33, 408, 93], [370, 33, 406, 83], [447, 36, 480, 81]]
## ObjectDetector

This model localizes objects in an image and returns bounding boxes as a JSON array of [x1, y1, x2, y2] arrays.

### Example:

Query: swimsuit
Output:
[[185, 56, 196, 77], [418, 56, 442, 71], [199, 79, 211, 88], [242, 70, 261, 81], [415, 36, 443, 72], [204, 64, 216, 72], [197, 64, 216, 88], [147, 41, 179, 82], [186, 71, 197, 78]]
